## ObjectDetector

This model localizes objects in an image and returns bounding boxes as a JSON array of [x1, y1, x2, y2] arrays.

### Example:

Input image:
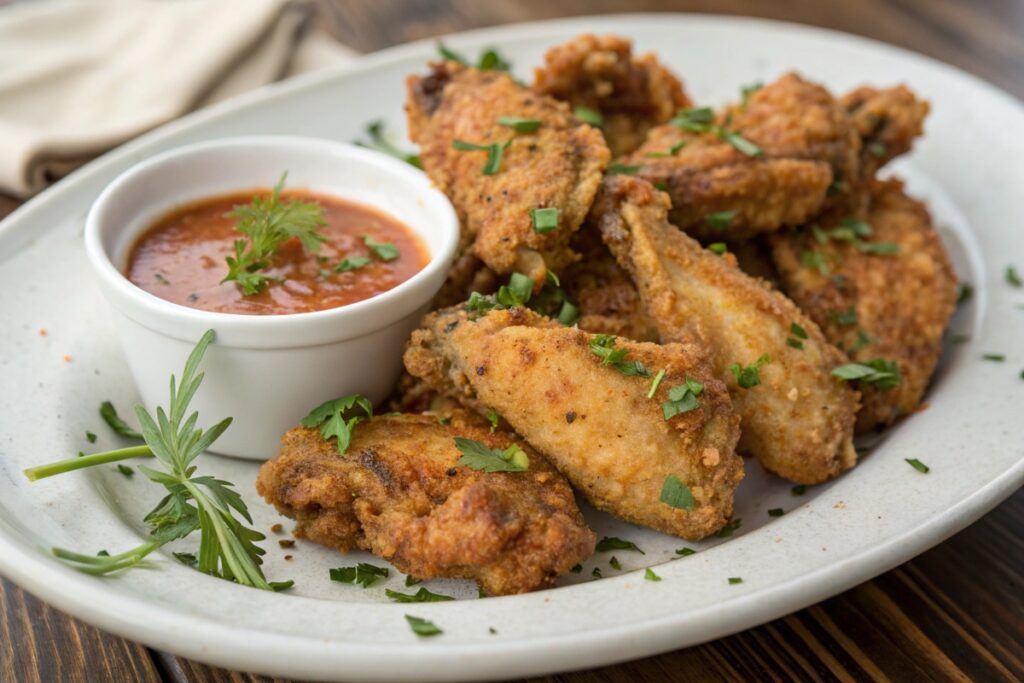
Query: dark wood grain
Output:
[[1, 1, 1022, 682]]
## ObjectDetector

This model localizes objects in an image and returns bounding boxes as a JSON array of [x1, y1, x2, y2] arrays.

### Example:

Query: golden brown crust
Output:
[[404, 305, 743, 540], [842, 85, 929, 183], [768, 178, 956, 431], [256, 411, 595, 596], [625, 72, 862, 240], [533, 33, 692, 156], [406, 61, 610, 284], [594, 175, 860, 484]]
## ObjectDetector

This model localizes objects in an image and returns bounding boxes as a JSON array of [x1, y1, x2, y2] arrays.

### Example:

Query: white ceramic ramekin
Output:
[[84, 136, 459, 459]]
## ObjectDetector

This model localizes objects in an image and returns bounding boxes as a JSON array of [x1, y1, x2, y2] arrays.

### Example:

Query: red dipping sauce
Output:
[[127, 190, 429, 315]]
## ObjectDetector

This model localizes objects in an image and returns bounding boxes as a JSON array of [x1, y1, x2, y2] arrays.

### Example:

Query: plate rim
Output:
[[1, 12, 1022, 682]]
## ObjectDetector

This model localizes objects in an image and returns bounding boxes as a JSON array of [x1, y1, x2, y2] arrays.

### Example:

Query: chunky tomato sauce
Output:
[[127, 190, 428, 315]]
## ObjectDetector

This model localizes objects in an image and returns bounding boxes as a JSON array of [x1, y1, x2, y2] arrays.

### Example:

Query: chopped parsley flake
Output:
[[802, 250, 831, 276], [848, 329, 876, 354], [646, 141, 687, 158], [768, 508, 785, 517], [497, 115, 541, 132], [662, 378, 704, 419], [717, 518, 742, 538], [606, 163, 643, 176], [708, 242, 728, 255], [85, 431, 97, 443], [786, 338, 804, 350], [330, 563, 389, 588], [405, 614, 442, 637], [452, 138, 512, 175], [728, 577, 743, 585], [741, 82, 763, 105], [454, 437, 529, 473], [609, 556, 622, 570], [573, 106, 603, 127], [791, 484, 807, 496], [957, 282, 973, 305], [334, 255, 372, 273], [386, 587, 454, 603], [905, 458, 930, 473], [719, 130, 762, 156], [116, 464, 134, 477], [647, 368, 666, 399], [531, 207, 559, 233], [486, 409, 499, 433], [982, 353, 1006, 362], [570, 564, 582, 574], [592, 567, 603, 578], [675, 547, 696, 556], [730, 354, 770, 389], [705, 210, 737, 230], [644, 567, 662, 582], [589, 335, 650, 376], [828, 306, 858, 327], [791, 323, 809, 339], [660, 473, 695, 511], [1006, 265, 1022, 288], [596, 536, 645, 554], [832, 359, 901, 391], [436, 43, 511, 72], [671, 107, 714, 132]]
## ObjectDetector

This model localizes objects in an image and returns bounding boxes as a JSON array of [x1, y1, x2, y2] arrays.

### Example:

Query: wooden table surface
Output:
[[2, 1, 1022, 681]]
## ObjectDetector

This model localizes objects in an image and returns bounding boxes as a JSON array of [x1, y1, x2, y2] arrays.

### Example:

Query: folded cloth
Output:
[[0, 0, 356, 197]]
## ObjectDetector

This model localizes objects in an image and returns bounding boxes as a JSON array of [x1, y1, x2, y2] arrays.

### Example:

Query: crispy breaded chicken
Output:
[[624, 72, 861, 241], [594, 176, 860, 484], [256, 410, 594, 596], [561, 225, 660, 341], [534, 34, 692, 157], [769, 178, 956, 431], [842, 85, 929, 186], [406, 61, 610, 284], [404, 306, 743, 540]]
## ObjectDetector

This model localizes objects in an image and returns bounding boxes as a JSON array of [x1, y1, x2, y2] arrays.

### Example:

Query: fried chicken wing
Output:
[[624, 72, 861, 241], [404, 305, 742, 539], [256, 410, 594, 596], [594, 175, 859, 484], [407, 61, 610, 284], [768, 178, 956, 431], [533, 34, 692, 157], [561, 225, 660, 341]]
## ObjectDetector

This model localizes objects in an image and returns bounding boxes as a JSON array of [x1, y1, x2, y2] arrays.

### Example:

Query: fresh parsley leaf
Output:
[[729, 354, 770, 389], [790, 323, 808, 339], [671, 107, 714, 132], [589, 335, 650, 376], [675, 547, 696, 556], [705, 210, 736, 229], [832, 359, 901, 390], [333, 256, 372, 273], [1007, 265, 1022, 288], [173, 551, 197, 567], [386, 587, 454, 603], [606, 163, 643, 176], [363, 235, 399, 262], [661, 379, 703, 419], [718, 130, 762, 156], [647, 368, 666, 399], [905, 458, 930, 473], [573, 106, 603, 126], [300, 394, 374, 455], [405, 614, 443, 637], [452, 138, 512, 175], [660, 473, 695, 511], [465, 291, 500, 316], [329, 563, 389, 588], [530, 207, 559, 233], [222, 173, 327, 295], [355, 120, 422, 169], [100, 401, 142, 439], [454, 437, 529, 472], [498, 115, 541, 132], [786, 338, 804, 350], [644, 567, 662, 582], [595, 537, 644, 554]]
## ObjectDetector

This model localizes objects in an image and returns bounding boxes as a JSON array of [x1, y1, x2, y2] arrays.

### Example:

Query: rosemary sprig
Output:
[[24, 331, 279, 590]]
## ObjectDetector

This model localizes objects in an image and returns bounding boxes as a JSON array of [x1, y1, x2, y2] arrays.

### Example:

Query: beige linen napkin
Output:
[[0, 0, 356, 197]]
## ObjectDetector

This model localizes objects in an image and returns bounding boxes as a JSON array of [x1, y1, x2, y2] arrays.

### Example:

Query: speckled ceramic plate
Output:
[[0, 14, 1021, 683]]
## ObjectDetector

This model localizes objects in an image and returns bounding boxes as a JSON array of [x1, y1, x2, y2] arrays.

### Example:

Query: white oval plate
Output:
[[0, 14, 1021, 683]]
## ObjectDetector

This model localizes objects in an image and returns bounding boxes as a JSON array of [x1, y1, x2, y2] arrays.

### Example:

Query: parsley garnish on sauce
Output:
[[300, 395, 374, 455], [454, 437, 529, 472], [832, 359, 901, 391], [660, 474, 695, 511], [452, 138, 512, 175], [405, 614, 443, 637], [730, 354, 770, 389], [589, 335, 650, 376], [222, 173, 327, 295], [596, 537, 645, 554], [329, 563, 389, 588], [363, 235, 399, 262]]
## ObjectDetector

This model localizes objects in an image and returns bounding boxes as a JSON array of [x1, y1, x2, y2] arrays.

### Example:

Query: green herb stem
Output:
[[24, 445, 153, 481]]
